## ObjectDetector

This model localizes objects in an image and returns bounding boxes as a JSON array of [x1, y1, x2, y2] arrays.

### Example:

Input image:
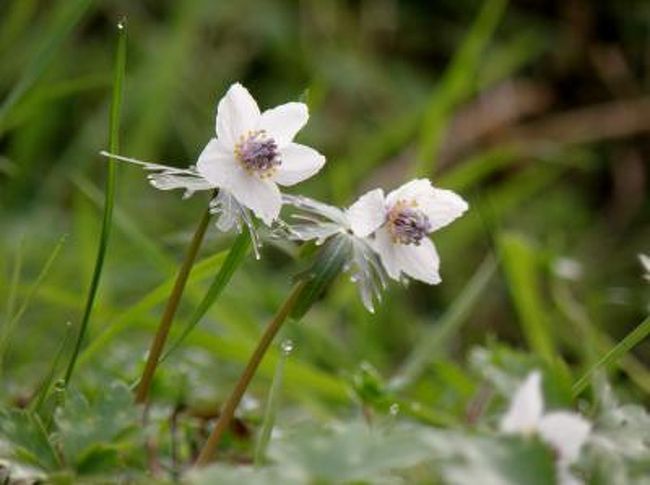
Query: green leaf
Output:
[[593, 404, 650, 462], [424, 431, 556, 485], [0, 409, 61, 470], [75, 445, 120, 475], [291, 236, 349, 321], [498, 233, 556, 364], [269, 421, 433, 482], [161, 229, 251, 362], [583, 398, 650, 484], [189, 463, 305, 485], [54, 382, 142, 472]]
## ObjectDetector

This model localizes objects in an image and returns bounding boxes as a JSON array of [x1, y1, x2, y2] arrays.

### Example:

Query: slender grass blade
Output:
[[63, 20, 127, 385]]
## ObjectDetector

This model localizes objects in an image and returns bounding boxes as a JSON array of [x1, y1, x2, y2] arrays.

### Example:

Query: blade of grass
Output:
[[438, 147, 518, 191], [0, 0, 92, 132], [76, 250, 229, 370], [254, 340, 289, 466], [414, 0, 508, 176], [3, 239, 23, 329], [498, 232, 556, 364], [63, 20, 127, 386], [572, 315, 650, 396], [160, 229, 251, 363], [389, 255, 497, 391], [552, 282, 650, 394], [31, 322, 74, 414], [0, 235, 66, 377]]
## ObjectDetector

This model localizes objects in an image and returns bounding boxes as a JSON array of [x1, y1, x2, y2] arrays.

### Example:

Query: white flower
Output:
[[282, 194, 387, 313], [196, 83, 325, 225], [500, 371, 591, 485], [347, 179, 468, 285], [100, 82, 326, 257]]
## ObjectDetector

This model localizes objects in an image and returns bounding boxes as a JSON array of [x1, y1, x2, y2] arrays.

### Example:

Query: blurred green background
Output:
[[0, 0, 648, 425]]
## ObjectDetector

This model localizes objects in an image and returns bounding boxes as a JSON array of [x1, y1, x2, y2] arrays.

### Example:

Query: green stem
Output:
[[63, 20, 126, 386], [254, 341, 288, 466], [572, 315, 650, 396], [195, 281, 306, 466], [134, 206, 211, 404]]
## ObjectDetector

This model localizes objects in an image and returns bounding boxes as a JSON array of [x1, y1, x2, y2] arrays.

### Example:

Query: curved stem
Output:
[[135, 206, 211, 404], [195, 281, 306, 466]]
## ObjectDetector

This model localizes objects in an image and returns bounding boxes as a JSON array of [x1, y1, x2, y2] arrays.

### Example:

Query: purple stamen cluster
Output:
[[235, 130, 281, 176], [388, 206, 431, 245]]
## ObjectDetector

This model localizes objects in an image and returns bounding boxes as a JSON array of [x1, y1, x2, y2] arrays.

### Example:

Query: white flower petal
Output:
[[346, 188, 386, 238], [500, 371, 544, 434], [557, 465, 583, 485], [372, 228, 441, 284], [226, 170, 282, 226], [386, 179, 468, 232], [421, 188, 469, 231], [258, 102, 308, 147], [196, 138, 239, 187], [386, 179, 433, 207], [538, 411, 591, 464], [393, 237, 441, 284], [372, 227, 402, 281], [273, 143, 325, 186], [216, 83, 260, 148]]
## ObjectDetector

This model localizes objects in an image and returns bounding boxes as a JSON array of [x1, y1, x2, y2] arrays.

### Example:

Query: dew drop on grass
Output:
[[389, 403, 400, 416], [281, 339, 294, 355]]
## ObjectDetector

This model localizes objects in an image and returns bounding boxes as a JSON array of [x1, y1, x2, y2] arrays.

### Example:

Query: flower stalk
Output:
[[135, 205, 211, 404], [195, 236, 349, 465], [195, 280, 306, 466]]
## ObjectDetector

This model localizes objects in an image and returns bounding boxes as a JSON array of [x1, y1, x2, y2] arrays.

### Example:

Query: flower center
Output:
[[387, 201, 431, 245], [234, 130, 281, 178]]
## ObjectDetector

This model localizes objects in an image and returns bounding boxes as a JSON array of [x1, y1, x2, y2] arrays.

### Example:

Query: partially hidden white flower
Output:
[[282, 194, 388, 313], [347, 179, 468, 285], [100, 82, 326, 257], [500, 371, 592, 485]]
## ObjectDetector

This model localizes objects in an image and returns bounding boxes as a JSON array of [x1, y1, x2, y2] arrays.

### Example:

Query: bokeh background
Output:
[[0, 0, 648, 427]]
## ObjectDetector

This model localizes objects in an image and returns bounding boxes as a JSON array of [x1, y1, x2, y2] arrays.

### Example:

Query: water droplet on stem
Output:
[[389, 403, 400, 416], [280, 339, 294, 355]]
